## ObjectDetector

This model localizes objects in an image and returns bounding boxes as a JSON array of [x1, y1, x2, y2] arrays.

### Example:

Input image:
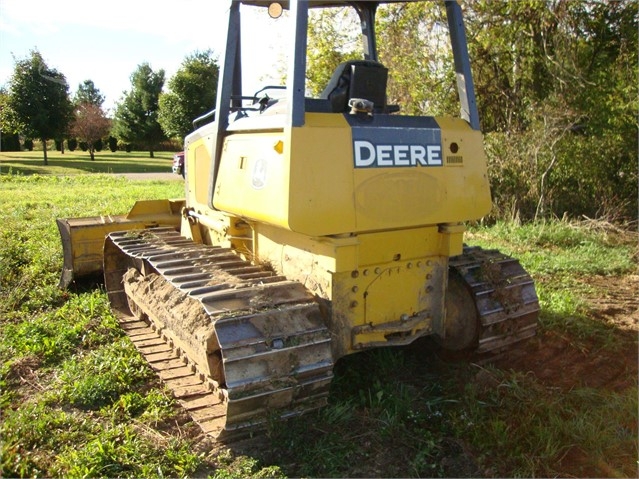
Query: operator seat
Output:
[[320, 60, 389, 113]]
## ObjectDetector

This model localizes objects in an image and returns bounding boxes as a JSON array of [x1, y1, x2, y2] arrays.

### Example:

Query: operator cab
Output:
[[197, 1, 477, 129], [195, 1, 401, 128]]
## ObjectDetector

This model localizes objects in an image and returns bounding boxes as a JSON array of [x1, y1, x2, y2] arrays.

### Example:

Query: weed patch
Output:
[[453, 367, 638, 477], [100, 389, 175, 424], [1, 403, 96, 477], [56, 339, 153, 409], [211, 449, 285, 479], [468, 220, 637, 276], [53, 425, 201, 478]]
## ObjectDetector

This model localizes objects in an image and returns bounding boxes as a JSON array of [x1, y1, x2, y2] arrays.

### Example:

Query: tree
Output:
[[6, 50, 73, 164], [464, 0, 638, 220], [70, 103, 111, 161], [108, 136, 118, 152], [377, 2, 458, 116], [0, 88, 21, 151], [158, 50, 219, 141], [74, 79, 105, 108], [112, 63, 165, 157], [305, 8, 360, 98], [305, 4, 457, 115], [67, 80, 106, 155]]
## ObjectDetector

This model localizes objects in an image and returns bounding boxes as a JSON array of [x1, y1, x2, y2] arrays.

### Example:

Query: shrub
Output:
[[108, 136, 118, 152]]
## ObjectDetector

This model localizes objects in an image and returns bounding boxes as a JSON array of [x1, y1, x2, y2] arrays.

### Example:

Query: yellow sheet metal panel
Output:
[[288, 114, 491, 235], [353, 225, 441, 265], [57, 215, 130, 286], [331, 255, 447, 354], [437, 116, 493, 218], [125, 199, 184, 219], [185, 134, 214, 209], [57, 199, 183, 287], [437, 223, 465, 257], [287, 113, 358, 235], [213, 112, 491, 237], [214, 114, 358, 236], [195, 143, 212, 206], [213, 133, 292, 229], [351, 116, 491, 231], [254, 222, 357, 286]]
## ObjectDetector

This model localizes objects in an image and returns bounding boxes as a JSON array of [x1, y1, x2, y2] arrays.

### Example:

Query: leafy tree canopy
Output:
[[6, 50, 73, 163], [74, 79, 105, 108], [463, 0, 638, 219], [0, 88, 20, 134], [0, 88, 21, 151], [70, 103, 111, 161], [112, 63, 166, 157], [158, 50, 219, 141]]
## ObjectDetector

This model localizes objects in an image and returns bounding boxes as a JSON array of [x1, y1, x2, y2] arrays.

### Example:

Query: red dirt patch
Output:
[[495, 274, 638, 392], [584, 274, 639, 331], [500, 330, 637, 391]]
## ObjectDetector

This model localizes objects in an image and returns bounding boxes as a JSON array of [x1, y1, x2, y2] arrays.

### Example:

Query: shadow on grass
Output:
[[0, 165, 43, 175], [231, 306, 637, 478], [0, 151, 174, 175]]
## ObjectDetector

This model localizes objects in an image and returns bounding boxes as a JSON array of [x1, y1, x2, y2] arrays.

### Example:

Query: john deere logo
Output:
[[251, 158, 267, 189], [353, 140, 442, 168]]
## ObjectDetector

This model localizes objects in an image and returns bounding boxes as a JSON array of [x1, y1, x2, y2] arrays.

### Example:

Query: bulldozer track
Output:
[[104, 227, 334, 441], [101, 228, 536, 439], [451, 246, 540, 355]]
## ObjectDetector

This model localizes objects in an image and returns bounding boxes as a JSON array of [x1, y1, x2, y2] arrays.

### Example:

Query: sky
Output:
[[0, 0, 287, 113]]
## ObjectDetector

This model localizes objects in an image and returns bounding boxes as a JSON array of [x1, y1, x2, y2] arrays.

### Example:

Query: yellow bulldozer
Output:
[[57, 0, 539, 440]]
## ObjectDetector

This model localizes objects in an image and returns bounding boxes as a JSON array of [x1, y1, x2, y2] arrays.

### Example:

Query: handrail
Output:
[[192, 109, 216, 129]]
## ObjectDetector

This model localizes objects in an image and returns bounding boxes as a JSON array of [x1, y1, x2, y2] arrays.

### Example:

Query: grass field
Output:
[[0, 150, 176, 175], [1, 158, 637, 478]]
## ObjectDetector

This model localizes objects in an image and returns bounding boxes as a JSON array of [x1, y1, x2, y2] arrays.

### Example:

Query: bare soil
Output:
[[494, 274, 638, 392], [486, 273, 638, 478]]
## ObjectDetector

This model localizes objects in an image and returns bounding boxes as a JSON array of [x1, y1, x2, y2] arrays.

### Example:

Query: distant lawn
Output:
[[0, 150, 177, 175]]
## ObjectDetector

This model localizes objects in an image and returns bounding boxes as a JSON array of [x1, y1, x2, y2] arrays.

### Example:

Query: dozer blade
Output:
[[57, 199, 183, 288], [103, 227, 334, 440]]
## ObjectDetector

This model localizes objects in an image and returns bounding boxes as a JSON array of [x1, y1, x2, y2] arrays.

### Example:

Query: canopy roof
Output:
[[241, 0, 427, 9]]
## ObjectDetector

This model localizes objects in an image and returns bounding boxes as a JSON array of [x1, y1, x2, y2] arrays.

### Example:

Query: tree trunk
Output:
[[89, 146, 95, 161], [149, 150, 154, 158], [42, 138, 48, 165]]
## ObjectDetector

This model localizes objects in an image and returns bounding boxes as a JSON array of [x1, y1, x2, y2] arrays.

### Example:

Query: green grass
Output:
[[55, 338, 153, 409], [450, 367, 637, 477], [468, 220, 637, 344], [468, 220, 637, 276], [0, 170, 205, 478], [0, 149, 176, 175], [0, 161, 637, 478]]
